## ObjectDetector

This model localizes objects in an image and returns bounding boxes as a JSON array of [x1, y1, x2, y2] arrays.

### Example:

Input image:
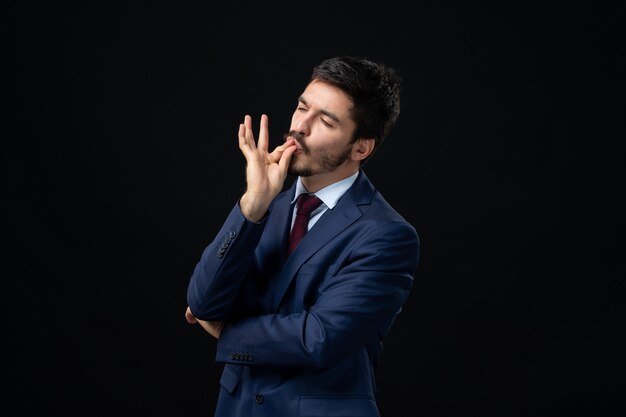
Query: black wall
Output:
[[4, 2, 623, 416]]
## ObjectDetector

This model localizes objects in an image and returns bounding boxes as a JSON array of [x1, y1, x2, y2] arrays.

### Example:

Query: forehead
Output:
[[300, 80, 353, 118]]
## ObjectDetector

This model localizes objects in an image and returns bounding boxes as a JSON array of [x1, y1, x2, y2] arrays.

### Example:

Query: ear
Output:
[[351, 138, 375, 161]]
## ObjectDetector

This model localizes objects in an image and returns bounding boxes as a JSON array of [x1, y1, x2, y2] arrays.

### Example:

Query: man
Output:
[[186, 55, 420, 416]]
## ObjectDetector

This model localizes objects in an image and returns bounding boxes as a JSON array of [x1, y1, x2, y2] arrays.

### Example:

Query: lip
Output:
[[287, 137, 303, 152]]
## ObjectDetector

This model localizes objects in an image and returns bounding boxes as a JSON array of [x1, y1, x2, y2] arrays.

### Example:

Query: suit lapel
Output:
[[269, 171, 376, 310], [262, 190, 293, 260], [254, 189, 293, 306]]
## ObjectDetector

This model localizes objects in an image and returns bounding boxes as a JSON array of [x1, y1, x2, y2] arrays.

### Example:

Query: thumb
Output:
[[278, 143, 296, 172]]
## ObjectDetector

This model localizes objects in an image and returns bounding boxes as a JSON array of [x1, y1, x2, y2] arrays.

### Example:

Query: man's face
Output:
[[285, 80, 357, 177]]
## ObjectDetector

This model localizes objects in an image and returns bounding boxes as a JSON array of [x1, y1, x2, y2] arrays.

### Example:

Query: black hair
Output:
[[311, 56, 402, 163]]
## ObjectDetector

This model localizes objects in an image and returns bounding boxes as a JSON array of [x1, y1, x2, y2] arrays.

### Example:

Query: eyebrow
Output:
[[298, 96, 341, 123]]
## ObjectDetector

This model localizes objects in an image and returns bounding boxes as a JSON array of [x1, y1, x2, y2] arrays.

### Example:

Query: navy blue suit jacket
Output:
[[187, 170, 420, 417]]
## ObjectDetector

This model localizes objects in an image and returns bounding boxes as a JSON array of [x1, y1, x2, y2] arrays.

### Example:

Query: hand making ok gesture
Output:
[[238, 114, 296, 222]]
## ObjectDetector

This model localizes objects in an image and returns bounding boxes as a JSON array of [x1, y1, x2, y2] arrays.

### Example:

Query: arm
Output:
[[185, 114, 296, 327], [215, 221, 420, 368]]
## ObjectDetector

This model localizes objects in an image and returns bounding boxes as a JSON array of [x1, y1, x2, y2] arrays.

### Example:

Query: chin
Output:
[[288, 162, 313, 177]]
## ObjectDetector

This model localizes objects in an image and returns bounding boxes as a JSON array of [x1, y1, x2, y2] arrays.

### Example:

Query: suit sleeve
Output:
[[186, 201, 266, 321]]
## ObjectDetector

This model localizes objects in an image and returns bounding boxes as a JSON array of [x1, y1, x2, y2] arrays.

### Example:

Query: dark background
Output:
[[4, 2, 623, 416]]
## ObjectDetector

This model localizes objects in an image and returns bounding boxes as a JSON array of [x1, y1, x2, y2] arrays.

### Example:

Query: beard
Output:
[[288, 141, 353, 177], [283, 130, 354, 177]]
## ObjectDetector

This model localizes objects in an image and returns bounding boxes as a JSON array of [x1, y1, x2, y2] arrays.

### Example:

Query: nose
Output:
[[291, 111, 311, 136]]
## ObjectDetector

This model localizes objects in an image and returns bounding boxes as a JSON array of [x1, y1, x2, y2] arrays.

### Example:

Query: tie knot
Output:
[[296, 193, 322, 216]]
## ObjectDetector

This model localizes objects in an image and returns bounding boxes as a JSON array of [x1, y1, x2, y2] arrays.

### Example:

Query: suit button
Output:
[[255, 393, 264, 404]]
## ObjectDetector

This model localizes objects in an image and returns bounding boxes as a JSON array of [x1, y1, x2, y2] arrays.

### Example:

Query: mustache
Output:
[[283, 130, 309, 154], [283, 130, 304, 142]]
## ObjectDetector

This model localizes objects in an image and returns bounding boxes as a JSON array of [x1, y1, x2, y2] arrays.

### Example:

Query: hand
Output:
[[238, 114, 296, 221], [185, 306, 225, 339]]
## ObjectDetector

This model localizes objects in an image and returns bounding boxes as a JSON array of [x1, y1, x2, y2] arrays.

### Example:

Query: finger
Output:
[[244, 115, 256, 149], [267, 138, 294, 162], [276, 137, 295, 150], [257, 114, 269, 152], [278, 143, 296, 172], [238, 115, 257, 156], [237, 122, 246, 149]]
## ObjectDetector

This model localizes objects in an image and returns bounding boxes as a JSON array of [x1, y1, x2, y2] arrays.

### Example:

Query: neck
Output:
[[300, 165, 359, 193]]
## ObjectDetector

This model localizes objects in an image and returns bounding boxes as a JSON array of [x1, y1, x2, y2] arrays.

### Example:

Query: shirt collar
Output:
[[290, 170, 359, 209]]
